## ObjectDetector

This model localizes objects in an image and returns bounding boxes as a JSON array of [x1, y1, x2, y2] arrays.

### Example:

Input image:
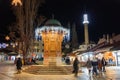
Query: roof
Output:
[[110, 46, 120, 51], [45, 19, 62, 26], [8, 52, 18, 56], [110, 41, 120, 51]]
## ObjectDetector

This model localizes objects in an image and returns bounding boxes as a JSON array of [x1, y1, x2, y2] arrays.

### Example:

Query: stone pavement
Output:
[[78, 66, 120, 80], [1, 61, 120, 80], [13, 65, 120, 80]]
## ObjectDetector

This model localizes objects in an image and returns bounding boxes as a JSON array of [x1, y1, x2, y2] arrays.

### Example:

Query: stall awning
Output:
[[110, 45, 120, 51], [0, 48, 13, 53], [94, 46, 113, 54], [8, 52, 18, 56]]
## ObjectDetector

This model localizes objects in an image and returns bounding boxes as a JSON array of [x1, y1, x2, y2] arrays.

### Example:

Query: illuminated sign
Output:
[[0, 43, 7, 48], [83, 14, 89, 24]]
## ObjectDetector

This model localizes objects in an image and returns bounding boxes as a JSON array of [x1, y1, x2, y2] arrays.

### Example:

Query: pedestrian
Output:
[[86, 58, 92, 74], [91, 57, 98, 76], [65, 55, 70, 65], [32, 58, 36, 64], [98, 59, 102, 77], [16, 57, 22, 74], [101, 57, 107, 72], [72, 57, 79, 77]]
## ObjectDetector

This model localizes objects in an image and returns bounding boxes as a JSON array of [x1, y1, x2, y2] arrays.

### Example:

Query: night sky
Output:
[[0, 0, 120, 43]]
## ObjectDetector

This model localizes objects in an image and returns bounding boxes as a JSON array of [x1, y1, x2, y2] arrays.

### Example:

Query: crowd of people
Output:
[[72, 56, 107, 77], [86, 57, 107, 77], [15, 55, 107, 76]]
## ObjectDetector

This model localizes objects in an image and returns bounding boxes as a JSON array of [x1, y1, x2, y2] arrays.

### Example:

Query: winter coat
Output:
[[102, 58, 107, 66], [16, 58, 22, 70], [86, 60, 92, 68], [98, 60, 102, 70], [91, 59, 98, 66], [73, 58, 79, 73]]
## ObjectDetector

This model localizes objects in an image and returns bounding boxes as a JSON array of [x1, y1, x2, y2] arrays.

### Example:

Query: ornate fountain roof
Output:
[[45, 19, 62, 26], [35, 18, 70, 42]]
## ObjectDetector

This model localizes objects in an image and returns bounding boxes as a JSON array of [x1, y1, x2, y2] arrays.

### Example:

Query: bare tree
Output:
[[10, 0, 46, 64]]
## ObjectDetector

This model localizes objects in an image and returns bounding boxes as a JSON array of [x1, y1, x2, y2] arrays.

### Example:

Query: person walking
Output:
[[16, 57, 22, 74], [91, 57, 98, 76], [101, 57, 107, 72], [98, 59, 103, 77], [86, 58, 92, 74], [73, 57, 79, 77]]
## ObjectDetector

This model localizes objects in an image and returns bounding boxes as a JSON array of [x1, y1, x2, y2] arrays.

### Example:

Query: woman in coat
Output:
[[16, 57, 22, 74], [98, 59, 103, 77], [101, 57, 106, 72], [73, 57, 79, 77]]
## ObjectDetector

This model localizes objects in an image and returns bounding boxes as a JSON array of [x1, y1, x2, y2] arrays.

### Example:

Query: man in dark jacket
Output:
[[91, 57, 98, 76], [16, 57, 22, 74]]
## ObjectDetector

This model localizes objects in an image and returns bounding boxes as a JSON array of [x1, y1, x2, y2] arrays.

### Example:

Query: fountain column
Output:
[[41, 30, 64, 66]]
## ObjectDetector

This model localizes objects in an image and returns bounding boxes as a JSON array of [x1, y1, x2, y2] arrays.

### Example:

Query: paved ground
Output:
[[0, 61, 120, 80]]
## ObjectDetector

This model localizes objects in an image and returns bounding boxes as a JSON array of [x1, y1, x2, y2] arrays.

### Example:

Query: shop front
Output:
[[112, 50, 120, 66], [103, 51, 116, 66]]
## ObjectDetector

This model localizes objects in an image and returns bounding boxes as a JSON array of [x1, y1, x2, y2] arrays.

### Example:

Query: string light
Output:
[[0, 43, 7, 48], [5, 36, 10, 41]]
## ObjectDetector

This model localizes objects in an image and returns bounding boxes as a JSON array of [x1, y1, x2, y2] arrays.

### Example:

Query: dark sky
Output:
[[0, 0, 15, 37], [0, 0, 120, 43]]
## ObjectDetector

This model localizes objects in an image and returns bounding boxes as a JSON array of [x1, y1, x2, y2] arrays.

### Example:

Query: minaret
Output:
[[83, 14, 89, 45]]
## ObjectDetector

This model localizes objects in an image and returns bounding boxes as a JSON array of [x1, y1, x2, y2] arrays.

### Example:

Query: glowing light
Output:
[[5, 36, 10, 41], [6, 44, 9, 47], [12, 0, 22, 6], [83, 14, 89, 24], [13, 45, 15, 48], [35, 26, 70, 42], [0, 43, 7, 48]]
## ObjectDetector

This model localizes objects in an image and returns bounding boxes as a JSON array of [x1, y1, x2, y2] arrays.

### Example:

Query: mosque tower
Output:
[[83, 14, 89, 45]]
